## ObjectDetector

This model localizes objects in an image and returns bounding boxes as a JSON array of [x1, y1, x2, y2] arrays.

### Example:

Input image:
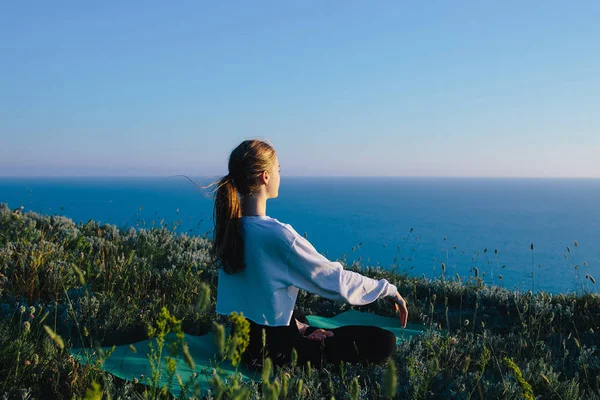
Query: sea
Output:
[[1, 176, 599, 294]]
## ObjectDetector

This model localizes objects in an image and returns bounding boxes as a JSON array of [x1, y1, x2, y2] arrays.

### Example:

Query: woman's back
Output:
[[216, 215, 299, 326]]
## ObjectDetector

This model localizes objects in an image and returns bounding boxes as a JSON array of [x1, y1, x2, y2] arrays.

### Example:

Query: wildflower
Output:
[[23, 321, 31, 332], [262, 357, 273, 382], [383, 358, 397, 398], [19, 305, 26, 314], [32, 354, 39, 365], [504, 358, 534, 400], [450, 337, 458, 345], [183, 343, 195, 370], [281, 372, 290, 397], [212, 323, 225, 357], [24, 360, 31, 366], [29, 314, 35, 319], [29, 306, 35, 315], [228, 312, 250, 367], [196, 283, 211, 312], [350, 377, 360, 400], [541, 373, 551, 385], [290, 348, 298, 368], [464, 319, 470, 326], [44, 325, 65, 349], [133, 378, 138, 384], [211, 373, 225, 399]]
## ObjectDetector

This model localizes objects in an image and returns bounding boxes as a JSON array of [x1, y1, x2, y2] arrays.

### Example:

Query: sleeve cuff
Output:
[[385, 280, 399, 298]]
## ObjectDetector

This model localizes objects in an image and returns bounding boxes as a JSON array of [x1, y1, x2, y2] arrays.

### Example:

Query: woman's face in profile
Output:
[[267, 156, 281, 199]]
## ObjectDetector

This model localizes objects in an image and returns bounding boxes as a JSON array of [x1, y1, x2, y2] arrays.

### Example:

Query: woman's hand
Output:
[[389, 292, 408, 328], [306, 328, 334, 341]]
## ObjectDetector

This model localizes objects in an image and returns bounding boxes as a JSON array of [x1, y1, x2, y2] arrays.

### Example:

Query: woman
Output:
[[212, 139, 408, 369]]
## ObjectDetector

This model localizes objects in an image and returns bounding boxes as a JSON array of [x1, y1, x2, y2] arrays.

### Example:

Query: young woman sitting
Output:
[[212, 139, 408, 369]]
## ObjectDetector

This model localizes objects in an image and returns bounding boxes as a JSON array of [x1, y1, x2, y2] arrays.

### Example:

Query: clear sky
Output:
[[1, 1, 599, 177]]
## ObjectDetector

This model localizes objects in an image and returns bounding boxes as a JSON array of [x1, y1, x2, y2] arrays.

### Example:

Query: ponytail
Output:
[[212, 175, 244, 274], [210, 139, 277, 274]]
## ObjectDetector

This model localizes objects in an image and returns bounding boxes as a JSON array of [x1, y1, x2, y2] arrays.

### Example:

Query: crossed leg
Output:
[[294, 325, 397, 368]]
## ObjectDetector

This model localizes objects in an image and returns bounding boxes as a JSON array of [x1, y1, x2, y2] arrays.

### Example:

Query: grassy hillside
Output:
[[0, 203, 599, 399]]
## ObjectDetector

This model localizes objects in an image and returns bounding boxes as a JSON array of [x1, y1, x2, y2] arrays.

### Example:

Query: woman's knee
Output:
[[367, 327, 396, 362], [382, 328, 397, 352]]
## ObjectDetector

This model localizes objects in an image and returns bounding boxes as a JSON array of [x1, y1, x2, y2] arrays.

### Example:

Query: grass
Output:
[[0, 202, 599, 399]]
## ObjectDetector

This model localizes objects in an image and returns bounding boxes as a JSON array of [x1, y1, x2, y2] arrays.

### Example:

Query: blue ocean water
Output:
[[1, 177, 599, 294]]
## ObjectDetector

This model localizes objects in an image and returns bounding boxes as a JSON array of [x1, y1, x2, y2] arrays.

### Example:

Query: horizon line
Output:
[[1, 175, 599, 180]]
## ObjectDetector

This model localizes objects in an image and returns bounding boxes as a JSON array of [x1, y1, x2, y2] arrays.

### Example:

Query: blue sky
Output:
[[1, 1, 599, 177]]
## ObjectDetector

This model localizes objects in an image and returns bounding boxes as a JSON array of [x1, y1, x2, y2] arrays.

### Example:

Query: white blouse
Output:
[[216, 216, 398, 326]]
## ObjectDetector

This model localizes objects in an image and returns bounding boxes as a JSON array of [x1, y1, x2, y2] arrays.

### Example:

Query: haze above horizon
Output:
[[1, 1, 599, 178]]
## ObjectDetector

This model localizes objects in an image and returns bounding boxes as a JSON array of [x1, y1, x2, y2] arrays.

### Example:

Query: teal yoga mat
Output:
[[306, 309, 426, 343], [71, 310, 426, 398]]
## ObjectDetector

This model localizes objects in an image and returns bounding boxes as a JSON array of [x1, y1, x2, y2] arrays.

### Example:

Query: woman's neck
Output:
[[241, 195, 267, 217]]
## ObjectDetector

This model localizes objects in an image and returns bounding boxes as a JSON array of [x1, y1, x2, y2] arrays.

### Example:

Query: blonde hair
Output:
[[211, 139, 277, 274]]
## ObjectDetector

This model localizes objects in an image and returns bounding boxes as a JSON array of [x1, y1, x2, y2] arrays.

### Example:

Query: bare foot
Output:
[[306, 328, 334, 341]]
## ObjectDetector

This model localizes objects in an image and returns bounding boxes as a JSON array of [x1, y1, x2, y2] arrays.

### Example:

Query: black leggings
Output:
[[240, 312, 397, 370]]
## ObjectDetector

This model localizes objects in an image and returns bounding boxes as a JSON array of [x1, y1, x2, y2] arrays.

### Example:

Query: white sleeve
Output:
[[285, 234, 398, 305]]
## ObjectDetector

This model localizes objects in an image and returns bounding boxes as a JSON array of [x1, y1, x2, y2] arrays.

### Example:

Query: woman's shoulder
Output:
[[243, 216, 301, 244]]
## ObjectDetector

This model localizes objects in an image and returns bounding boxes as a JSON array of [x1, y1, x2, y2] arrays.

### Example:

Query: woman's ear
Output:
[[260, 170, 269, 185]]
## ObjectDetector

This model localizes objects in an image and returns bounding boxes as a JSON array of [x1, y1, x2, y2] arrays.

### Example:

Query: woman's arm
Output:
[[285, 234, 399, 306]]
